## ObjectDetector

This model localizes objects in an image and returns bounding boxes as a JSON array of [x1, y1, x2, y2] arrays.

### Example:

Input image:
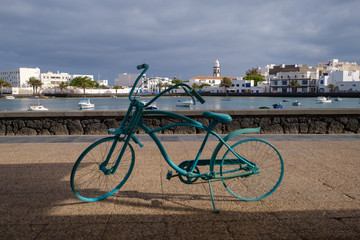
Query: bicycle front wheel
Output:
[[220, 138, 284, 201], [70, 136, 135, 202]]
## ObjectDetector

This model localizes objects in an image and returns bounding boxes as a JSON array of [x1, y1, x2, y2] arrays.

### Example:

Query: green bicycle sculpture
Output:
[[70, 64, 284, 212]]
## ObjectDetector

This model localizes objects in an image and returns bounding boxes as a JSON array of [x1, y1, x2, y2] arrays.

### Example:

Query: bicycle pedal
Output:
[[166, 170, 173, 180]]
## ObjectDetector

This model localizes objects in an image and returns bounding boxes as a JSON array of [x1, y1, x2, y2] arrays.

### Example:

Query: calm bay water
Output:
[[1, 96, 360, 111]]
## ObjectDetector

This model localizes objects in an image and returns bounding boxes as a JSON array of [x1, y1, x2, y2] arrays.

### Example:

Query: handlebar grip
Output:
[[191, 89, 206, 104], [137, 64, 148, 70]]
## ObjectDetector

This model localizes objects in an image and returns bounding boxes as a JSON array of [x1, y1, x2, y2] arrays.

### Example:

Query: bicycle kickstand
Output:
[[208, 180, 219, 213]]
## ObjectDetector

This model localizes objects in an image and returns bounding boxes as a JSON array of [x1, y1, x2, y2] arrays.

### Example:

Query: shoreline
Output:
[[2, 92, 360, 99]]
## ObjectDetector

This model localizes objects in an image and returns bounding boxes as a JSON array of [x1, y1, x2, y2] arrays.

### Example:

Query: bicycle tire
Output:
[[70, 136, 135, 202], [220, 138, 284, 201]]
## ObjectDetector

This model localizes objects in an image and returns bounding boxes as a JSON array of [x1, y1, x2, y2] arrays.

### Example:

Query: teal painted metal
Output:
[[70, 64, 284, 212], [209, 127, 261, 172], [220, 138, 284, 201], [70, 137, 135, 202]]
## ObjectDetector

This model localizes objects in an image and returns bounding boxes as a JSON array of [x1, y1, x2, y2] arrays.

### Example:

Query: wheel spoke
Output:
[[70, 137, 135, 202], [220, 139, 284, 201]]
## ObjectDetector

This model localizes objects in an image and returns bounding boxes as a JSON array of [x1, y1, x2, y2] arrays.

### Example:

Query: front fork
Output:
[[99, 133, 143, 175], [99, 136, 122, 175]]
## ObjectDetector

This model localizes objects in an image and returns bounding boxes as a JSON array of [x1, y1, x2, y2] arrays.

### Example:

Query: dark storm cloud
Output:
[[1, 0, 359, 83]]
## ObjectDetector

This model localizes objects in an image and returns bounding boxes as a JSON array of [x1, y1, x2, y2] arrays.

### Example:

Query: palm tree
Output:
[[289, 80, 301, 93], [58, 82, 68, 94], [328, 84, 335, 93], [172, 78, 182, 85], [156, 82, 164, 92], [163, 82, 173, 90], [192, 83, 200, 89], [70, 76, 97, 96], [220, 77, 232, 93], [27, 77, 43, 95], [0, 78, 12, 96], [246, 67, 261, 76], [113, 85, 122, 94], [199, 83, 211, 89]]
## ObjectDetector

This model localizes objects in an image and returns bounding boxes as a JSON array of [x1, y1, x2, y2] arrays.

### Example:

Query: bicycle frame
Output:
[[140, 110, 259, 179], [72, 64, 283, 213], [103, 64, 259, 180]]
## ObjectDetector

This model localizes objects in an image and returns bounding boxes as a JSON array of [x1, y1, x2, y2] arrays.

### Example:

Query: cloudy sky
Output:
[[1, 0, 359, 84]]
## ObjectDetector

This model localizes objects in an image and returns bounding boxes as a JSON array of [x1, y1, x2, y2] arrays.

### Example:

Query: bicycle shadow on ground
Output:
[[1, 162, 360, 239]]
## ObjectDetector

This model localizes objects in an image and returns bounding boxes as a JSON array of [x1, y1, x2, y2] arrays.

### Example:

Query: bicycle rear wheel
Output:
[[220, 138, 284, 201], [70, 136, 135, 202]]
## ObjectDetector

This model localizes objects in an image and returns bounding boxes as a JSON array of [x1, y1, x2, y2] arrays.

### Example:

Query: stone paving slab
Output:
[[0, 137, 359, 239]]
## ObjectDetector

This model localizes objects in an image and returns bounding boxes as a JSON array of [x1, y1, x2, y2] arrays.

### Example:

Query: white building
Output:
[[269, 70, 318, 93], [0, 67, 40, 88], [142, 77, 172, 93], [317, 59, 360, 72], [202, 78, 267, 93], [231, 79, 266, 93], [40, 71, 70, 89], [259, 64, 275, 78], [96, 79, 108, 87], [318, 70, 360, 92], [114, 73, 145, 87], [189, 76, 223, 87]]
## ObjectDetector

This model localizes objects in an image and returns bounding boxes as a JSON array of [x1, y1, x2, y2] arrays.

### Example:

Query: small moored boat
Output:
[[316, 96, 332, 103], [28, 104, 48, 111], [145, 104, 158, 110], [272, 103, 283, 109], [28, 100, 48, 111], [28, 98, 48, 111], [292, 100, 302, 106], [140, 101, 158, 110], [78, 98, 95, 109], [5, 95, 15, 99], [334, 97, 342, 101], [176, 100, 193, 107]]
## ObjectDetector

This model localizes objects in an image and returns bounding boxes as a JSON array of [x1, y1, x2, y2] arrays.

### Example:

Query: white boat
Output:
[[316, 96, 332, 103], [78, 98, 95, 109], [5, 95, 15, 99], [176, 100, 193, 107], [140, 101, 158, 110], [28, 103, 48, 111], [334, 97, 343, 101], [145, 103, 158, 110], [292, 100, 302, 106]]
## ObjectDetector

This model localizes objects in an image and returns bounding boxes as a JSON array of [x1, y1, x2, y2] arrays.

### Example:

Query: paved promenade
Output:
[[0, 134, 359, 239]]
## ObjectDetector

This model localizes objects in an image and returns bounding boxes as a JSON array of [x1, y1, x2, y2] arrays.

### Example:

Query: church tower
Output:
[[213, 59, 220, 77]]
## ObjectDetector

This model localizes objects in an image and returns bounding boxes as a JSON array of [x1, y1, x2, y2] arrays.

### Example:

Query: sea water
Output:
[[0, 96, 359, 111]]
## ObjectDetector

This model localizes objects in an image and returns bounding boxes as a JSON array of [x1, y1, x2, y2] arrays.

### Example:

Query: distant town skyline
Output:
[[1, 1, 359, 85]]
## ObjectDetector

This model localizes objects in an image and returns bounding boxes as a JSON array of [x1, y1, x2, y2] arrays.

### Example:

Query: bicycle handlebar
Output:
[[137, 64, 148, 70], [129, 64, 149, 100]]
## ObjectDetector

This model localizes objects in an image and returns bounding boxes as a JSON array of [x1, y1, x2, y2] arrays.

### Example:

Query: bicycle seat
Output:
[[202, 111, 232, 123]]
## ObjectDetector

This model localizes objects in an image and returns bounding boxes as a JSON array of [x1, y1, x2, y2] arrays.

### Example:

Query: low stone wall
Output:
[[0, 109, 359, 135]]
